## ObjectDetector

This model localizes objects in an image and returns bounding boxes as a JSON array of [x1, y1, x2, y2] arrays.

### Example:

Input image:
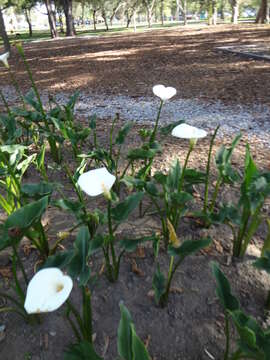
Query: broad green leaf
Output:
[[54, 199, 83, 215], [5, 196, 49, 230], [152, 265, 166, 304], [21, 182, 54, 199], [119, 234, 158, 252], [170, 191, 193, 205], [64, 341, 103, 360], [211, 262, 239, 312], [68, 227, 91, 286], [169, 238, 212, 259], [127, 148, 157, 161], [88, 234, 105, 256], [43, 250, 74, 269], [166, 160, 181, 191], [112, 192, 144, 223], [253, 251, 270, 274], [131, 324, 151, 360], [160, 120, 185, 136], [118, 303, 133, 360], [116, 123, 133, 145]]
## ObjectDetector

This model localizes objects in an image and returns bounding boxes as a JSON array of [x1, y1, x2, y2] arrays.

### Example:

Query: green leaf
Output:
[[160, 120, 185, 136], [127, 148, 157, 161], [131, 324, 151, 360], [166, 160, 181, 191], [118, 303, 133, 360], [68, 227, 91, 286], [152, 265, 166, 304], [253, 251, 270, 274], [211, 262, 240, 312], [168, 238, 212, 259], [116, 123, 133, 145], [54, 199, 83, 215], [261, 220, 270, 257], [64, 341, 103, 360], [21, 182, 54, 199], [112, 192, 144, 223], [119, 234, 158, 252], [43, 250, 74, 269], [5, 196, 49, 231], [170, 191, 193, 206], [88, 234, 105, 256]]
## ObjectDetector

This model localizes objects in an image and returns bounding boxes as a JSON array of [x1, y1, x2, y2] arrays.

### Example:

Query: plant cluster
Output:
[[0, 45, 270, 358]]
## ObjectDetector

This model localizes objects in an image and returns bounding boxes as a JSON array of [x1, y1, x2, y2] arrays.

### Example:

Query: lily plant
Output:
[[212, 262, 270, 359], [153, 223, 211, 307]]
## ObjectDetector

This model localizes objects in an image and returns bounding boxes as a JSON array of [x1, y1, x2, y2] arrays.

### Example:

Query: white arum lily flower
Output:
[[24, 268, 73, 314], [0, 52, 10, 68], [153, 84, 176, 101], [77, 167, 116, 197], [172, 123, 207, 140]]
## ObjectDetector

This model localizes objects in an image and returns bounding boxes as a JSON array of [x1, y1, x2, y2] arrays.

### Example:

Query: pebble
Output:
[[2, 86, 270, 148]]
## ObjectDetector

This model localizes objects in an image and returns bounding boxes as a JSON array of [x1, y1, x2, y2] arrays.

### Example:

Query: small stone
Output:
[[49, 331, 56, 337]]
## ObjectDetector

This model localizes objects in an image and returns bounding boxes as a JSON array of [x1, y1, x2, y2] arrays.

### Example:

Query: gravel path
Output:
[[2, 86, 270, 147]]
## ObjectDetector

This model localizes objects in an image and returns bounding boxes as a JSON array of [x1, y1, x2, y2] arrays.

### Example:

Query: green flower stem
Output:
[[82, 286, 92, 343], [66, 311, 81, 342], [102, 246, 114, 282], [204, 126, 220, 214], [107, 200, 118, 280], [66, 299, 85, 337], [224, 312, 230, 360], [178, 140, 194, 193], [12, 244, 28, 285], [150, 100, 163, 144], [209, 176, 222, 213], [8, 68, 26, 109], [0, 89, 12, 116], [109, 114, 119, 159], [0, 291, 26, 311], [239, 205, 262, 257]]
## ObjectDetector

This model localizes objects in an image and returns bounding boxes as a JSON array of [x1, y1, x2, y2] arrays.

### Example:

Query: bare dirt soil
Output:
[[1, 24, 270, 105], [1, 24, 270, 360]]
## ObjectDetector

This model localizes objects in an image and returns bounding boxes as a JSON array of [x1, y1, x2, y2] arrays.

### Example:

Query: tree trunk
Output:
[[81, 0, 85, 25], [57, 9, 65, 33], [146, 6, 152, 27], [62, 0, 76, 36], [93, 9, 97, 31], [160, 0, 164, 25], [0, 7, 10, 52], [102, 10, 109, 31], [24, 9, 33, 37], [213, 0, 217, 24], [256, 0, 268, 23], [175, 0, 180, 21], [220, 0, 225, 20], [44, 0, 58, 38], [133, 9, 137, 32], [183, 0, 187, 25], [208, 0, 213, 24], [230, 0, 238, 24]]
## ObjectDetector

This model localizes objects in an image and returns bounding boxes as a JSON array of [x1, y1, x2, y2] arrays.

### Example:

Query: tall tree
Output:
[[61, 0, 76, 36], [0, 0, 14, 52], [44, 0, 59, 38], [256, 0, 269, 23], [142, 0, 156, 27], [229, 0, 238, 24], [16, 0, 37, 37]]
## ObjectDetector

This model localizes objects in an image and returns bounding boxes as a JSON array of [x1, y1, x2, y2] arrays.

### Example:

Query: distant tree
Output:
[[229, 0, 239, 23], [44, 0, 59, 37], [142, 0, 156, 27], [61, 0, 76, 36], [0, 0, 14, 51], [16, 0, 37, 37], [256, 0, 269, 23]]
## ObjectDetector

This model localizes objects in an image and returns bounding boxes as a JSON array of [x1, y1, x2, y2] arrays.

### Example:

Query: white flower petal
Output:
[[172, 123, 207, 139], [0, 52, 10, 68], [77, 167, 116, 197], [24, 268, 73, 314], [153, 84, 176, 101]]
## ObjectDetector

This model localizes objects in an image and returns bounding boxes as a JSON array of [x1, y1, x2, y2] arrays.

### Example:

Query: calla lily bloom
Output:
[[24, 268, 73, 314], [172, 123, 207, 139], [0, 52, 10, 68], [77, 167, 116, 197], [153, 84, 176, 101]]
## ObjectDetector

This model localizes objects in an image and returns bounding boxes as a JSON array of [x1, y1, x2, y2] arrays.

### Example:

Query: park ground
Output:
[[0, 23, 270, 359]]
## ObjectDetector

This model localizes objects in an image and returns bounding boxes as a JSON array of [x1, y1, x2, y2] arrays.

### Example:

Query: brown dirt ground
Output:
[[1, 24, 270, 360], [1, 24, 270, 105]]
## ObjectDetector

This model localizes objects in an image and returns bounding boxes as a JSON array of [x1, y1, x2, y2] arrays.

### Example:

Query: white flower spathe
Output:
[[172, 123, 207, 139], [0, 52, 10, 68], [153, 84, 176, 101], [24, 268, 73, 314], [77, 167, 116, 197]]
